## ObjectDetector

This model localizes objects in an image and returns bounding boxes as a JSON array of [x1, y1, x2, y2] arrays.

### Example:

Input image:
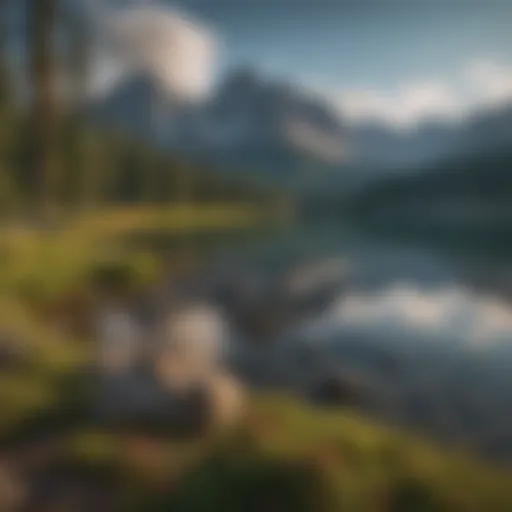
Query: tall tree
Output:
[[29, 0, 59, 218], [0, 0, 9, 107], [65, 5, 94, 210], [0, 0, 19, 217]]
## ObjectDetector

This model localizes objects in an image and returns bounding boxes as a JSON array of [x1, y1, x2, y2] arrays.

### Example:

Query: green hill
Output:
[[57, 395, 512, 512]]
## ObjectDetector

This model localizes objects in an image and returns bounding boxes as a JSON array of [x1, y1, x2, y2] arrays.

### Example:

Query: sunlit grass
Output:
[[0, 203, 263, 303], [71, 203, 264, 237]]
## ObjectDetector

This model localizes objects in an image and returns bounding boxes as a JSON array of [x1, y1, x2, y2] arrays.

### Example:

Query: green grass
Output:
[[62, 395, 512, 511], [0, 203, 267, 314]]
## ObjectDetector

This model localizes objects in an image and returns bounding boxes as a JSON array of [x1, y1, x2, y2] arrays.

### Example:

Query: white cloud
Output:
[[91, 2, 218, 102], [466, 59, 512, 108], [340, 81, 464, 129], [335, 58, 512, 129]]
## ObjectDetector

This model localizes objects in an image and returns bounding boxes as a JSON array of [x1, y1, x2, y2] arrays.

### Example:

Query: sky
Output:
[[9, 0, 512, 128], [96, 0, 512, 128], [167, 0, 512, 127], [169, 0, 512, 87]]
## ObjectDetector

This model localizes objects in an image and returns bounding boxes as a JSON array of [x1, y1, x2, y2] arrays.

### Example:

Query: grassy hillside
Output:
[[57, 395, 512, 511]]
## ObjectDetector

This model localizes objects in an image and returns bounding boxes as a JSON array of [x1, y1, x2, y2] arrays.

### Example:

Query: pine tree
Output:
[[0, 0, 18, 216], [29, 0, 59, 219], [66, 6, 94, 210]]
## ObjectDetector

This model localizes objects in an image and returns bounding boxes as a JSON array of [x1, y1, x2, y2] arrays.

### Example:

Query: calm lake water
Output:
[[120, 221, 512, 463], [204, 221, 512, 462]]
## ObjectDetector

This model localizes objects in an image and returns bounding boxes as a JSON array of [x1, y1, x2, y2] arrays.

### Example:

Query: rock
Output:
[[153, 303, 230, 390], [0, 461, 26, 511], [311, 373, 365, 407], [206, 372, 245, 430], [93, 300, 244, 437], [95, 309, 144, 374]]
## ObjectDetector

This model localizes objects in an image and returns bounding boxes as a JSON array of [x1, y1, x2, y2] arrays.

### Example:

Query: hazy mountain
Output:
[[460, 104, 512, 156], [186, 68, 347, 163], [90, 67, 512, 185], [89, 67, 351, 184], [346, 101, 512, 171], [346, 121, 460, 170]]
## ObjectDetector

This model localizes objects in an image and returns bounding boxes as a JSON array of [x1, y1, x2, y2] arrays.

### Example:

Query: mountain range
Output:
[[89, 66, 512, 188]]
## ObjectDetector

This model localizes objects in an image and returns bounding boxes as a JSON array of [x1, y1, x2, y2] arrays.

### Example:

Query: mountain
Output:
[[89, 67, 512, 187], [176, 68, 348, 166], [89, 67, 352, 185], [346, 101, 512, 171], [346, 121, 460, 170], [460, 104, 512, 156]]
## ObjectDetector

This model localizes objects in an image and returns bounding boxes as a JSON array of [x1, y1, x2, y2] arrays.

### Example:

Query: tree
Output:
[[29, 0, 59, 218], [0, 0, 20, 217], [0, 0, 10, 111], [65, 4, 94, 211]]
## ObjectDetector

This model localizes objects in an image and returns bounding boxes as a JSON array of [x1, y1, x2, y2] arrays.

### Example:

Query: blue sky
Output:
[[168, 0, 512, 91], [8, 0, 512, 127], [136, 0, 512, 127]]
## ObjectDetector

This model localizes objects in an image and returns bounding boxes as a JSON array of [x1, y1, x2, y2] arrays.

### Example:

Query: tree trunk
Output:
[[29, 0, 59, 220], [67, 8, 94, 212]]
